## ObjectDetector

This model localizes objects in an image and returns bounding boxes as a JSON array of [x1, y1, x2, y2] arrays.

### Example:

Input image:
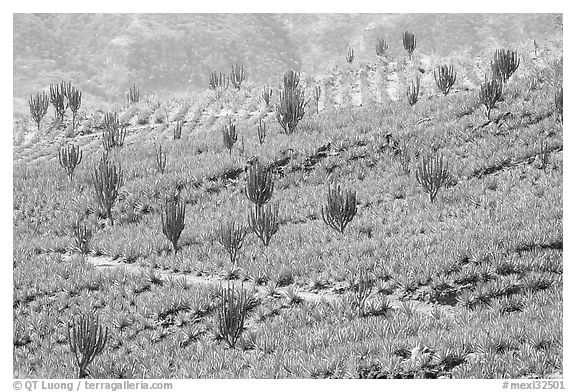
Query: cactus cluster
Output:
[[161, 193, 186, 254], [491, 49, 520, 83], [434, 65, 457, 95], [230, 64, 245, 90], [216, 283, 248, 348], [217, 221, 247, 266], [406, 76, 420, 106], [478, 76, 503, 120], [92, 153, 124, 226], [28, 91, 49, 132], [402, 31, 416, 59], [245, 160, 279, 246], [376, 38, 388, 57], [222, 118, 238, 155], [415, 150, 451, 203], [67, 312, 108, 378], [102, 112, 127, 151], [321, 181, 357, 234], [276, 70, 308, 135], [209, 71, 230, 94], [59, 143, 83, 181], [262, 86, 273, 106], [155, 144, 167, 174], [127, 84, 140, 105], [346, 46, 355, 64]]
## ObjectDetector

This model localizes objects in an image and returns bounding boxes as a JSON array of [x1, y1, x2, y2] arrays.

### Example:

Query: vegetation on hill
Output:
[[13, 15, 563, 379]]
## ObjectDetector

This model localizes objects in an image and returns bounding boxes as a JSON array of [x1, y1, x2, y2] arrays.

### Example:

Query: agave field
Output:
[[13, 15, 563, 380]]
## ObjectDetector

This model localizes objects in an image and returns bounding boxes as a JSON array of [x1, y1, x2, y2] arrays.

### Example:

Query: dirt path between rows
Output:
[[79, 253, 456, 319]]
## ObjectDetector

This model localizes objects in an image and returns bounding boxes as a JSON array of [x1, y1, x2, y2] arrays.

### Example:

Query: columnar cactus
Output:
[[161, 193, 186, 254], [222, 118, 238, 155], [72, 217, 92, 254], [376, 38, 388, 57], [402, 31, 416, 59], [276, 85, 308, 135], [217, 221, 247, 265], [321, 181, 357, 234], [348, 270, 374, 317], [434, 65, 457, 95], [67, 312, 108, 379], [555, 86, 563, 124], [209, 71, 230, 93], [127, 84, 140, 105], [478, 76, 503, 120], [245, 160, 274, 207], [49, 83, 66, 123], [406, 76, 420, 106], [230, 64, 245, 90], [155, 144, 167, 174], [92, 154, 124, 226], [216, 283, 248, 348], [248, 202, 279, 246], [346, 46, 355, 64], [415, 151, 451, 203], [283, 69, 300, 90], [102, 112, 127, 151], [174, 120, 183, 140], [262, 86, 273, 106], [313, 85, 321, 114], [68, 87, 82, 134], [59, 143, 83, 181], [28, 91, 49, 132], [257, 118, 266, 146], [491, 49, 520, 83]]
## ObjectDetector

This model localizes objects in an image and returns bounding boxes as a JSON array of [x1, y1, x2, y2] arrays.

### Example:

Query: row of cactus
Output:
[[29, 81, 82, 132], [209, 64, 246, 92]]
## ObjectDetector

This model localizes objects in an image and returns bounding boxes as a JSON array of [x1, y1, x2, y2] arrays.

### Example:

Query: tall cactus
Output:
[[28, 91, 49, 133], [283, 69, 300, 90], [313, 85, 321, 114], [257, 118, 266, 146], [216, 283, 248, 348], [102, 112, 127, 151], [276, 84, 308, 135], [127, 84, 140, 105], [173, 120, 183, 140], [49, 83, 66, 123], [217, 221, 247, 265], [67, 87, 82, 134], [321, 182, 357, 234], [262, 86, 273, 106], [376, 38, 388, 57], [249, 202, 280, 246], [155, 144, 167, 174], [67, 312, 108, 379], [491, 49, 520, 83], [555, 86, 563, 124], [59, 143, 83, 181], [245, 160, 274, 207], [161, 193, 186, 254], [478, 76, 503, 120], [402, 31, 416, 60], [209, 71, 229, 93], [406, 76, 420, 106], [222, 118, 238, 155], [92, 154, 123, 226], [346, 46, 355, 64], [434, 65, 457, 95], [415, 151, 451, 203], [230, 64, 245, 90]]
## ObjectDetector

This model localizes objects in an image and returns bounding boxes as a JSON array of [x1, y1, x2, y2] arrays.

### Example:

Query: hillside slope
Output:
[[13, 13, 560, 113]]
